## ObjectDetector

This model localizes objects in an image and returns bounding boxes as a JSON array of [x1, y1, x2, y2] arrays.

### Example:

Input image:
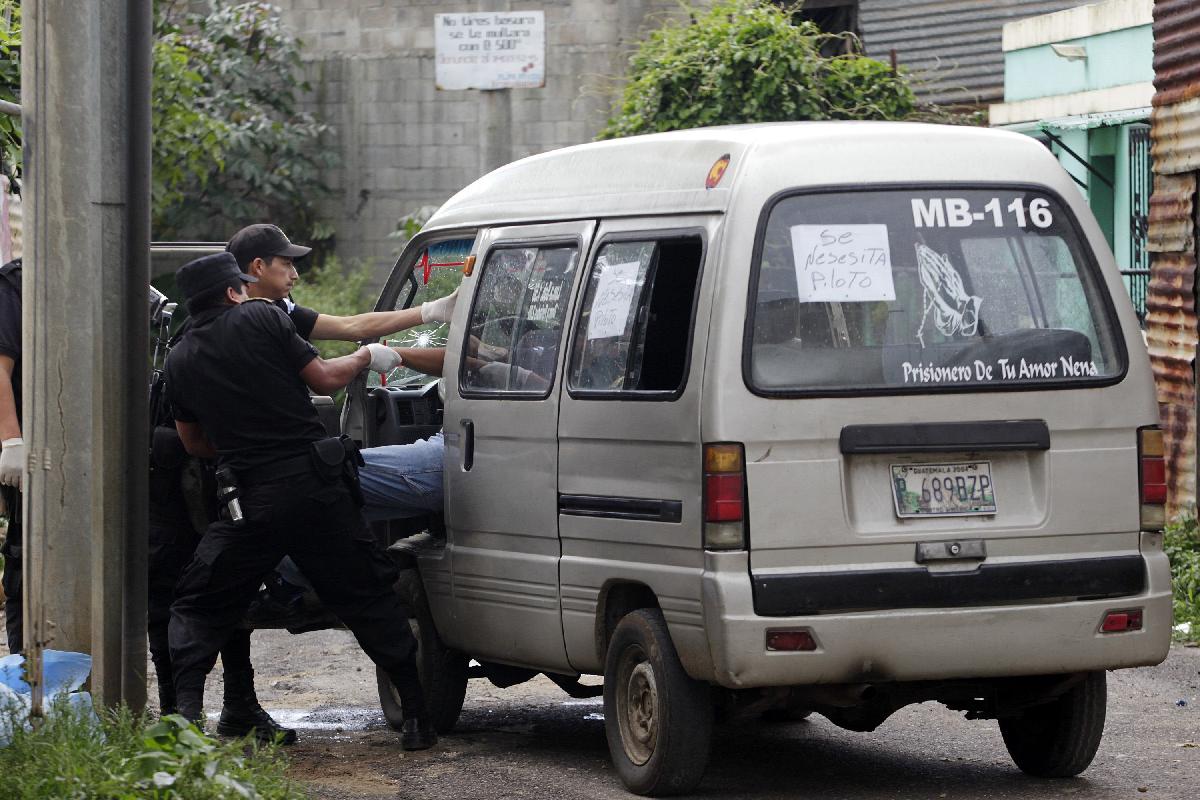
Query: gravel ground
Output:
[[235, 629, 1199, 800], [2, 618, 1197, 799]]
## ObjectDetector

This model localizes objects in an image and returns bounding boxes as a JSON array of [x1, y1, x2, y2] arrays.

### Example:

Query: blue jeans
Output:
[[358, 432, 445, 522]]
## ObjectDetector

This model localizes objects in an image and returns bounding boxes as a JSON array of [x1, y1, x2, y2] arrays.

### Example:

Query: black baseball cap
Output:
[[226, 223, 312, 270], [176, 252, 257, 303]]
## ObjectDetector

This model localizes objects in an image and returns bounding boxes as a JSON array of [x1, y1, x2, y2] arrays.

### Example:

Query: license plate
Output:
[[890, 461, 997, 518]]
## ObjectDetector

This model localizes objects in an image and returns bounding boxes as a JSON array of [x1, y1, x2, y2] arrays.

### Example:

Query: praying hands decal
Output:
[[915, 243, 982, 348]]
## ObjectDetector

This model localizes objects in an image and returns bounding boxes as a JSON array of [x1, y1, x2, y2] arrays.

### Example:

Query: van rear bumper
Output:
[[752, 554, 1145, 616], [699, 545, 1173, 689]]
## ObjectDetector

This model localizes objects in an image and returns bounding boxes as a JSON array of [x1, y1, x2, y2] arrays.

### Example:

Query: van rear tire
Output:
[[603, 609, 712, 796], [377, 569, 468, 734], [999, 671, 1106, 778]]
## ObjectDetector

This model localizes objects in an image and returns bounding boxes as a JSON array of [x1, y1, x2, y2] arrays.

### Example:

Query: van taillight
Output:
[[1138, 427, 1166, 531], [1099, 608, 1143, 633], [704, 443, 746, 550]]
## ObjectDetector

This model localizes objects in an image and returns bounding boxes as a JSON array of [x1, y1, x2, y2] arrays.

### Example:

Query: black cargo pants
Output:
[[149, 450, 258, 712], [167, 462, 425, 718], [1, 483, 21, 654]]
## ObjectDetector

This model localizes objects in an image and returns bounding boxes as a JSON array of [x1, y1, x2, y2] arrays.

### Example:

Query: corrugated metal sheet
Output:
[[858, 0, 1081, 106], [1150, 97, 1200, 174], [1145, 172, 1197, 514], [1152, 0, 1200, 106], [1147, 3, 1200, 513]]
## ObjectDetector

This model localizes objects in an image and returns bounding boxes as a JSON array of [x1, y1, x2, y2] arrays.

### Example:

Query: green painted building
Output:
[[991, 0, 1154, 320]]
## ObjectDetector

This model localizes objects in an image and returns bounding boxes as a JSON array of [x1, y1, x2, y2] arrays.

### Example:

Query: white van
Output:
[[344, 122, 1172, 796]]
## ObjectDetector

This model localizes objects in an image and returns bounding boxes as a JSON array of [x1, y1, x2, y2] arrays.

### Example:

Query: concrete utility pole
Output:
[[21, 0, 151, 711]]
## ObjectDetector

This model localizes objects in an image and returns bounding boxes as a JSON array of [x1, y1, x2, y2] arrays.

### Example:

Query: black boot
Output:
[[157, 681, 178, 717], [400, 716, 437, 751], [217, 651, 297, 745], [217, 701, 298, 745], [149, 645, 177, 715], [386, 666, 434, 750], [175, 689, 205, 730]]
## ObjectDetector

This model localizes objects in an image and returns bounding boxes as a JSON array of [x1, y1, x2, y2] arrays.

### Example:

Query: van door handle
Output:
[[462, 419, 474, 471]]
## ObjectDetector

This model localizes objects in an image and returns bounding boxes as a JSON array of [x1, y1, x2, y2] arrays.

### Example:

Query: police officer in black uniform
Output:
[[149, 224, 454, 743], [225, 223, 455, 343], [0, 258, 23, 654], [148, 350, 291, 740], [164, 252, 435, 750]]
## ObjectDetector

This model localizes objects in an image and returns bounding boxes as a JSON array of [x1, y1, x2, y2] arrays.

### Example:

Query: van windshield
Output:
[[747, 188, 1126, 394]]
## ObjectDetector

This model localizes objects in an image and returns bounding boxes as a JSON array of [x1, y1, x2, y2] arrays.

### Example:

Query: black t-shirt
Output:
[[165, 299, 324, 473], [0, 260, 20, 426], [277, 298, 319, 341]]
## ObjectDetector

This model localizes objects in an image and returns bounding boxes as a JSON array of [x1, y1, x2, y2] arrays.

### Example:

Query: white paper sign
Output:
[[587, 261, 641, 340], [435, 11, 545, 90], [790, 224, 896, 302]]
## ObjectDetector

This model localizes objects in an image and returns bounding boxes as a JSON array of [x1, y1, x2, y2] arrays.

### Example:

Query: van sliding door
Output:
[[556, 215, 719, 675], [440, 221, 594, 671]]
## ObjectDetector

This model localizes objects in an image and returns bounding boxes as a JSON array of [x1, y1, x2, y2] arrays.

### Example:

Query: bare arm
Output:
[[309, 308, 425, 342], [0, 355, 19, 441], [299, 347, 372, 395], [393, 347, 446, 377], [175, 420, 217, 459]]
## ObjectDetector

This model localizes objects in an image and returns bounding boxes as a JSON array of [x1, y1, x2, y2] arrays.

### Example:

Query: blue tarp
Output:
[[0, 650, 95, 746]]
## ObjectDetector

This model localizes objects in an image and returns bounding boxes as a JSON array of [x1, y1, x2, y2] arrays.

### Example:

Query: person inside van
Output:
[[355, 338, 548, 523]]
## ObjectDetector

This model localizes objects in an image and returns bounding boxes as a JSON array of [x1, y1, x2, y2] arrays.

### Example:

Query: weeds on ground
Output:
[[0, 702, 304, 799], [1165, 513, 1200, 642]]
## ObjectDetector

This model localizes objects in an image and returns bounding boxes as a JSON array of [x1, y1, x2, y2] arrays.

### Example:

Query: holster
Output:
[[309, 435, 365, 506]]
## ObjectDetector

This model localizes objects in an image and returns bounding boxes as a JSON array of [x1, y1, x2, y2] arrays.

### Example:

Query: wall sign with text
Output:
[[435, 11, 546, 90]]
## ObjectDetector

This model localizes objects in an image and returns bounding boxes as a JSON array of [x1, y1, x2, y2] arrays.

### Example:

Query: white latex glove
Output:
[[0, 437, 24, 490], [421, 287, 460, 324], [365, 343, 403, 373]]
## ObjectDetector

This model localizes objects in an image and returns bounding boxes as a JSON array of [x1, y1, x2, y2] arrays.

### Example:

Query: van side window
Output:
[[568, 236, 703, 396], [459, 244, 579, 397]]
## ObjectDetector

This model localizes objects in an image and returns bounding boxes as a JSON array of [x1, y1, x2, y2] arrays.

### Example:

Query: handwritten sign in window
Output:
[[789, 224, 896, 302], [586, 261, 641, 340]]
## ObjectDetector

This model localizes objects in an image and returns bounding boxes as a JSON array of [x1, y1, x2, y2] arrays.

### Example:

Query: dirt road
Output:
[[4, 621, 1197, 797], [205, 629, 1199, 800]]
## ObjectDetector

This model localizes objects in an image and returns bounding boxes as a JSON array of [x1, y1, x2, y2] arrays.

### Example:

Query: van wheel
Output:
[[999, 671, 1106, 778], [603, 609, 712, 796], [377, 569, 468, 734]]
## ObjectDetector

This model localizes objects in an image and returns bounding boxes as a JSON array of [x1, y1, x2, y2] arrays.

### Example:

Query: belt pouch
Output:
[[310, 436, 347, 483]]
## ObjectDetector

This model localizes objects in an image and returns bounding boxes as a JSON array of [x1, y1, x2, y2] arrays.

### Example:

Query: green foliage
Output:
[[0, 1, 19, 190], [290, 255, 374, 360], [1165, 513, 1200, 641], [0, 705, 302, 799], [152, 29, 229, 221], [152, 2, 336, 244], [0, 2, 335, 234], [599, 0, 917, 139]]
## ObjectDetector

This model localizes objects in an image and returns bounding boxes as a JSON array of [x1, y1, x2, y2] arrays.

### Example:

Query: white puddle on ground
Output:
[[206, 707, 384, 731], [204, 698, 604, 733]]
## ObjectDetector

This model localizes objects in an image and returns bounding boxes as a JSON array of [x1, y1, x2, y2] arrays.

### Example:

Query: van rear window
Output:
[[747, 188, 1126, 394]]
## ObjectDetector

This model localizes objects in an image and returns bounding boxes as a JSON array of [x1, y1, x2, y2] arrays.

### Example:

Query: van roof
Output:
[[423, 122, 1057, 230]]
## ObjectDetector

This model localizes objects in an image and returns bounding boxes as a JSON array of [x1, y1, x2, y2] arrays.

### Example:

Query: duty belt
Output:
[[0, 542, 20, 560], [237, 452, 313, 487]]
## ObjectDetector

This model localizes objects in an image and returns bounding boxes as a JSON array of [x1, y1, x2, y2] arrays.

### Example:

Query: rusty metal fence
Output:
[[1146, 0, 1200, 516]]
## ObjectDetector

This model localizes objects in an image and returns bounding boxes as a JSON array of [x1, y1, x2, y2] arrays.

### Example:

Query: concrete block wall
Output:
[[266, 0, 704, 280]]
